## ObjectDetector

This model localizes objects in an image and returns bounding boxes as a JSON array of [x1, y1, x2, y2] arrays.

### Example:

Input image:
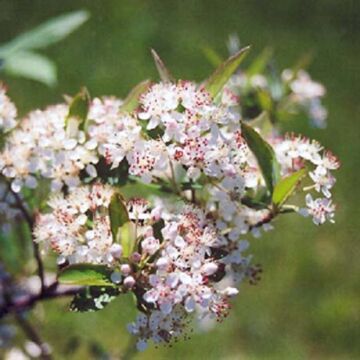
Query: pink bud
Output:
[[124, 276, 136, 288], [130, 252, 141, 263], [110, 244, 122, 259], [120, 264, 131, 276]]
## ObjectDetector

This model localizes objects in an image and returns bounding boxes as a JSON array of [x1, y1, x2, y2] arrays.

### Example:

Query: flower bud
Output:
[[222, 287, 239, 297], [124, 275, 136, 289], [130, 252, 141, 263], [201, 262, 218, 276], [120, 264, 131, 275], [110, 244, 122, 259]]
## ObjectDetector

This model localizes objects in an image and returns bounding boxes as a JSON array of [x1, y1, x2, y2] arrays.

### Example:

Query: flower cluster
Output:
[[0, 104, 97, 193], [284, 69, 328, 128], [223, 67, 328, 128], [0, 47, 341, 351], [34, 183, 252, 350], [34, 183, 120, 265], [270, 134, 340, 225], [138, 81, 241, 180]]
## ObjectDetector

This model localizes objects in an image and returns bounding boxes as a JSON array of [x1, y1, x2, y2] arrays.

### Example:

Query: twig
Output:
[[168, 157, 181, 194], [248, 211, 275, 230], [0, 282, 81, 320], [14, 312, 52, 360], [10, 188, 34, 228], [7, 181, 45, 294]]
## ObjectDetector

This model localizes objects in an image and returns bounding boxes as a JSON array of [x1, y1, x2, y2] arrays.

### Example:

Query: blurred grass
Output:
[[1, 0, 359, 359]]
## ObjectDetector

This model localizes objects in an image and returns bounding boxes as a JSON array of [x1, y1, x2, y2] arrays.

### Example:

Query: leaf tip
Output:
[[150, 48, 174, 83]]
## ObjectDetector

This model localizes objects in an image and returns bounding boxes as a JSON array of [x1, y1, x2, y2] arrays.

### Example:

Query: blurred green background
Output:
[[0, 0, 359, 359]]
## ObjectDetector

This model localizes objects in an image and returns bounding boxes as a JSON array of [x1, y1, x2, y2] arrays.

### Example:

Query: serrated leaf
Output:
[[241, 122, 280, 194], [109, 192, 129, 241], [0, 10, 89, 55], [3, 51, 57, 87], [70, 286, 120, 312], [203, 45, 250, 98], [58, 264, 114, 286], [66, 88, 90, 130], [151, 49, 175, 83], [120, 79, 151, 112], [272, 168, 307, 207]]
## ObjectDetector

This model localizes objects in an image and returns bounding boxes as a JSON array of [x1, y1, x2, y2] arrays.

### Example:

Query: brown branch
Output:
[[249, 211, 275, 231], [14, 312, 52, 360], [11, 188, 34, 228], [6, 181, 45, 294], [0, 282, 81, 320]]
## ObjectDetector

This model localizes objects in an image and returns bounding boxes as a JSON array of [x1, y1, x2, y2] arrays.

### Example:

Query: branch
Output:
[[14, 312, 53, 360], [249, 211, 275, 231], [6, 180, 45, 293], [0, 282, 81, 320]]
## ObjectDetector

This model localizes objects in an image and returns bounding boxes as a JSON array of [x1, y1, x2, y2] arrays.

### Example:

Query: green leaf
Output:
[[241, 121, 280, 194], [121, 177, 168, 198], [66, 88, 90, 130], [203, 45, 251, 98], [272, 168, 307, 207], [201, 46, 223, 67], [257, 89, 273, 112], [120, 79, 151, 112], [241, 196, 269, 210], [58, 264, 114, 286], [109, 192, 129, 241], [0, 10, 89, 56], [118, 222, 136, 258], [246, 47, 273, 77], [3, 51, 57, 87], [249, 111, 273, 135], [70, 286, 120, 312], [151, 49, 175, 83]]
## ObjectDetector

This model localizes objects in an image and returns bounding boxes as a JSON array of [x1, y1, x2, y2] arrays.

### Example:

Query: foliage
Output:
[[0, 10, 89, 86], [0, 2, 351, 357]]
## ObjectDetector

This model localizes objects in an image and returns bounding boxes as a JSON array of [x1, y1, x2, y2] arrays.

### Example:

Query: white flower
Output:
[[290, 70, 326, 100], [304, 194, 336, 225], [34, 184, 119, 265], [201, 262, 218, 276], [309, 167, 336, 198], [141, 236, 160, 255], [0, 83, 17, 132], [139, 83, 179, 128], [0, 104, 98, 192]]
